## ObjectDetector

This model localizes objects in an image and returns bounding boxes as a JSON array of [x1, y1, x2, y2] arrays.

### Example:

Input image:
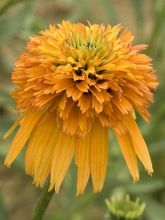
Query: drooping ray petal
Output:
[[90, 120, 108, 192], [3, 118, 21, 140], [25, 112, 57, 187], [49, 132, 76, 192], [116, 132, 139, 181], [75, 135, 90, 195], [4, 110, 43, 167], [35, 126, 60, 187], [125, 114, 153, 174]]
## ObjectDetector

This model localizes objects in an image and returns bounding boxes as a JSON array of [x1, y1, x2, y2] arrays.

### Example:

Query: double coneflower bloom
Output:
[[4, 21, 158, 195]]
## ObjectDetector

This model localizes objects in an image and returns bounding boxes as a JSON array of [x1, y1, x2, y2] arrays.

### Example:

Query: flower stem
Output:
[[31, 181, 54, 220]]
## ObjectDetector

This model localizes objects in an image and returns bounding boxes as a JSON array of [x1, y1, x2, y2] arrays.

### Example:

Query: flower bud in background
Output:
[[105, 193, 145, 220]]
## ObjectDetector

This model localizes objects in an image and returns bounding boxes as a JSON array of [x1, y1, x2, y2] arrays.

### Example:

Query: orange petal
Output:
[[90, 120, 108, 192], [116, 132, 139, 182], [125, 114, 153, 174], [66, 86, 82, 101], [3, 117, 21, 139], [76, 80, 89, 92], [62, 107, 78, 135], [92, 95, 103, 113], [4, 110, 43, 167], [49, 132, 75, 192], [25, 112, 57, 187], [90, 87, 104, 103], [75, 135, 90, 195], [54, 78, 74, 93], [78, 94, 91, 114]]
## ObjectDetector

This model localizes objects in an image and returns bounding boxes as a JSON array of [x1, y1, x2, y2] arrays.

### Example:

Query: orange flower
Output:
[[4, 21, 158, 195]]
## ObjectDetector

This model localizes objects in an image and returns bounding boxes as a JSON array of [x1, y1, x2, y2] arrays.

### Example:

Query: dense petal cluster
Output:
[[4, 21, 158, 195]]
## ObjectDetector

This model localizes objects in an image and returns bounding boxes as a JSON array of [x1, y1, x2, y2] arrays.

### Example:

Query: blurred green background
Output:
[[0, 0, 165, 219]]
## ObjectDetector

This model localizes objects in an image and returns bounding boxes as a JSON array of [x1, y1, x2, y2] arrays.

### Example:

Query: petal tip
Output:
[[4, 161, 11, 168], [148, 169, 154, 176], [133, 176, 139, 183]]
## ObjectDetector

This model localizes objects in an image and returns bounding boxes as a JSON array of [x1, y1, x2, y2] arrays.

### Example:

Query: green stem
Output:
[[31, 181, 54, 220]]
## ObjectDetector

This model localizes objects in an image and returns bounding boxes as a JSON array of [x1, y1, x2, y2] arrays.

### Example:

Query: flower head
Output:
[[4, 21, 158, 195]]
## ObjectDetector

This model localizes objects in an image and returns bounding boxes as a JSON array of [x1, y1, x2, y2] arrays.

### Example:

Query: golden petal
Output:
[[90, 120, 108, 192], [4, 110, 43, 167], [75, 135, 90, 195], [125, 114, 153, 174], [25, 112, 57, 187], [116, 132, 139, 182], [49, 132, 75, 192]]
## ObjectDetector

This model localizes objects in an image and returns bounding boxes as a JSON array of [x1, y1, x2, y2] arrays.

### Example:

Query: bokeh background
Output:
[[0, 0, 165, 219]]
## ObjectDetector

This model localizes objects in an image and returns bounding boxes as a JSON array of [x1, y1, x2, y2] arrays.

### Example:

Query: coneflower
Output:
[[4, 21, 158, 195]]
